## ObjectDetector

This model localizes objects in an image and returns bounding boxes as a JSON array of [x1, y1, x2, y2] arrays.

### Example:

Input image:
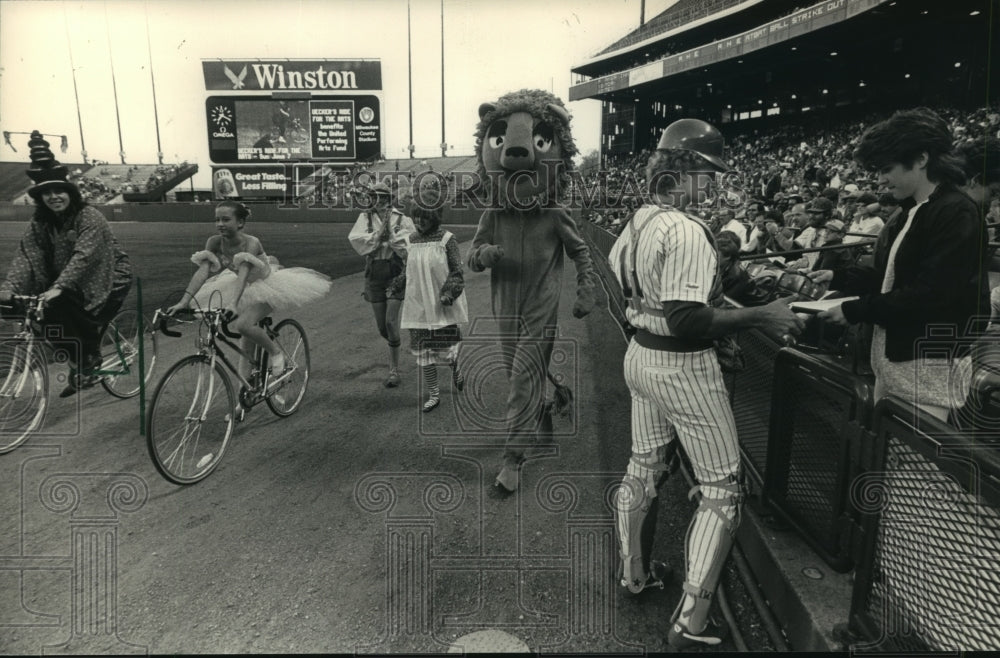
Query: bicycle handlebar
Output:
[[0, 294, 46, 321], [153, 308, 242, 340]]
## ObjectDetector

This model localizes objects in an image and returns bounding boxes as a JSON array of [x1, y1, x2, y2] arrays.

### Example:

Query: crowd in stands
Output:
[[584, 103, 1000, 304], [26, 161, 195, 204]]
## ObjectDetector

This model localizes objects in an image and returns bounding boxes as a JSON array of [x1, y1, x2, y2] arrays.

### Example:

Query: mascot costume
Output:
[[466, 89, 596, 494]]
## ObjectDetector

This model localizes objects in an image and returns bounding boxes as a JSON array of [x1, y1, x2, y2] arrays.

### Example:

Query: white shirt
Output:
[[609, 204, 716, 336], [844, 215, 884, 244]]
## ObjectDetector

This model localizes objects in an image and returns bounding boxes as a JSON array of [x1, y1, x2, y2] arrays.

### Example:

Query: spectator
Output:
[[812, 219, 856, 271], [713, 207, 747, 247], [811, 107, 989, 421], [844, 202, 885, 244], [791, 197, 834, 269]]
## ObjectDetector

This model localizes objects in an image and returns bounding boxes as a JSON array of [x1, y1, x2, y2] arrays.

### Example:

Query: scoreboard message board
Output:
[[202, 58, 383, 198], [206, 95, 382, 163]]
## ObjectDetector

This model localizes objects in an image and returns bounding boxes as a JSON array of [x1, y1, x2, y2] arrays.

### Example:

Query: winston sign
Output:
[[202, 59, 382, 92]]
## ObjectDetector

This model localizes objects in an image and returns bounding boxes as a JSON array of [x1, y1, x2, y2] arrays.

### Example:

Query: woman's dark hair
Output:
[[956, 136, 1000, 185], [216, 200, 251, 225], [411, 204, 442, 231], [716, 230, 741, 259], [853, 107, 966, 186], [32, 183, 85, 223]]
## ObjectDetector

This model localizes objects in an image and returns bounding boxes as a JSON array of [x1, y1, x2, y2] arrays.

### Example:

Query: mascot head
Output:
[[475, 89, 577, 208]]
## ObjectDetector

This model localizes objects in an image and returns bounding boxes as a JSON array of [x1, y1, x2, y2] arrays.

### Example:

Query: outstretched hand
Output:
[[479, 244, 504, 268], [807, 269, 835, 286], [817, 304, 849, 327], [39, 287, 63, 305], [757, 297, 806, 341]]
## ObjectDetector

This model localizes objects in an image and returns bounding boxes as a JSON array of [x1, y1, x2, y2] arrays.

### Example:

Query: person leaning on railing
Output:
[[809, 108, 990, 422]]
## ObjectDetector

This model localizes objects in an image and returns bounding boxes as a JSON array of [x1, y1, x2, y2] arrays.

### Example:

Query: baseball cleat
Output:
[[621, 559, 672, 595], [666, 614, 727, 651]]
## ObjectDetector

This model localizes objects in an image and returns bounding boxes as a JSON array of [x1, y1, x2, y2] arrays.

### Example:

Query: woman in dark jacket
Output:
[[810, 108, 989, 421], [0, 132, 132, 397]]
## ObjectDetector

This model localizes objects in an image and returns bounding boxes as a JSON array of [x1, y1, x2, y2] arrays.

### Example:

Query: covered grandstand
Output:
[[571, 0, 996, 163]]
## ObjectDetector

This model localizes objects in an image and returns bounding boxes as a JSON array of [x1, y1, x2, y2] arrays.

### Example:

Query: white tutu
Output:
[[190, 250, 331, 312]]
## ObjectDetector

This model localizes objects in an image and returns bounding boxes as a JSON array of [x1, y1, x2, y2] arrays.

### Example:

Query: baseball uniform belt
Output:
[[633, 329, 713, 353]]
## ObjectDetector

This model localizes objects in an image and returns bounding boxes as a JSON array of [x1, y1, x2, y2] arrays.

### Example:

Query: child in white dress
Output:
[[167, 201, 331, 379], [394, 183, 467, 412]]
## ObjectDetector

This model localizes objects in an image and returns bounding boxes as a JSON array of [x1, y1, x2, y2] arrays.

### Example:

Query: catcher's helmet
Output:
[[656, 118, 730, 172]]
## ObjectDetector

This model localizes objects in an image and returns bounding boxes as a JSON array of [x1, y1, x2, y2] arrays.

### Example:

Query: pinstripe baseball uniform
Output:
[[609, 203, 741, 593]]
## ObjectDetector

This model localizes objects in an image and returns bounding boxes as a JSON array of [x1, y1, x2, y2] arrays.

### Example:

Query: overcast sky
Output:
[[0, 0, 678, 188]]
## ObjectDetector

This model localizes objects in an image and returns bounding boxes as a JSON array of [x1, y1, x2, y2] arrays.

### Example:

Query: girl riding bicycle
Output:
[[166, 201, 330, 380]]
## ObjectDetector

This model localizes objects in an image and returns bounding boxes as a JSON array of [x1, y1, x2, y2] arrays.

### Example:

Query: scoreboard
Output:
[[202, 59, 383, 199]]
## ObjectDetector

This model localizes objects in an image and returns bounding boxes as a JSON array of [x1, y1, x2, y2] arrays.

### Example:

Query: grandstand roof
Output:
[[574, 0, 765, 74]]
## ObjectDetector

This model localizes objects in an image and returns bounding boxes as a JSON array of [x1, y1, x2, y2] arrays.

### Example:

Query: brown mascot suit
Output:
[[466, 89, 596, 493]]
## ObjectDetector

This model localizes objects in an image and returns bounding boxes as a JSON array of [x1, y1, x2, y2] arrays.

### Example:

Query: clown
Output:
[[466, 89, 596, 493]]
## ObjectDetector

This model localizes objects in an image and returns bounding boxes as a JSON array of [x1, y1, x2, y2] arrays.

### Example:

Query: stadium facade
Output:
[[570, 0, 996, 164]]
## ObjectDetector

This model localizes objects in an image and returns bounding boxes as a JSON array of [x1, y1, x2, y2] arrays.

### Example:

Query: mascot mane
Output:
[[474, 88, 578, 199]]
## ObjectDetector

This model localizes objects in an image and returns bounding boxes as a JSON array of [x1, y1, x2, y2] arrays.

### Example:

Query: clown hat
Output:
[[26, 131, 74, 201]]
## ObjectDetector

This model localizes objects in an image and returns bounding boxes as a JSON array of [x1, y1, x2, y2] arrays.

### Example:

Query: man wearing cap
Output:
[[812, 219, 856, 271], [349, 181, 417, 387], [608, 118, 803, 650], [791, 197, 834, 269], [0, 131, 132, 397]]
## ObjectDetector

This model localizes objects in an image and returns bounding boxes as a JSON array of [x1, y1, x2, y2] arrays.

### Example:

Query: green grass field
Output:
[[0, 221, 478, 318]]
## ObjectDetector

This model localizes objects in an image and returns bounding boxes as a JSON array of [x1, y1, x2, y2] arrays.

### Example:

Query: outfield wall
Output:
[[0, 203, 485, 225]]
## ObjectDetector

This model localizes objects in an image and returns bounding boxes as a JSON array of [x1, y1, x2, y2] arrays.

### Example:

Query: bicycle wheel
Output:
[[265, 319, 310, 417], [146, 355, 235, 484], [100, 309, 158, 399], [0, 340, 48, 454]]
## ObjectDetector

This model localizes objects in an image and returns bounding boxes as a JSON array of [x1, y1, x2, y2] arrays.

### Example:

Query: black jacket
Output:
[[832, 184, 989, 362]]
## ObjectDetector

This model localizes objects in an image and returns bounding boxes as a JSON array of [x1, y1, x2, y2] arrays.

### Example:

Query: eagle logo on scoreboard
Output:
[[223, 63, 248, 90]]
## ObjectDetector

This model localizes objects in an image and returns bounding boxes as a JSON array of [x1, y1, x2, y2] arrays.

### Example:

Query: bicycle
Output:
[[146, 307, 310, 485], [0, 295, 155, 453], [98, 307, 158, 398]]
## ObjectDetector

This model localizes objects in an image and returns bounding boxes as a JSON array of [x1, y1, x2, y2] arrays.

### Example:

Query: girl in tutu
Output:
[[393, 182, 467, 412], [166, 201, 331, 379]]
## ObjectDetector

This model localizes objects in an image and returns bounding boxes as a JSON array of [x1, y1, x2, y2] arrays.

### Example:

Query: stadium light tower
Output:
[[63, 8, 88, 164], [145, 3, 164, 165], [407, 0, 415, 159], [440, 0, 447, 158], [104, 4, 126, 164]]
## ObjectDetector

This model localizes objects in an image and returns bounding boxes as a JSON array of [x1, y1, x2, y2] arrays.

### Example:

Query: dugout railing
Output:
[[581, 218, 1000, 651]]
